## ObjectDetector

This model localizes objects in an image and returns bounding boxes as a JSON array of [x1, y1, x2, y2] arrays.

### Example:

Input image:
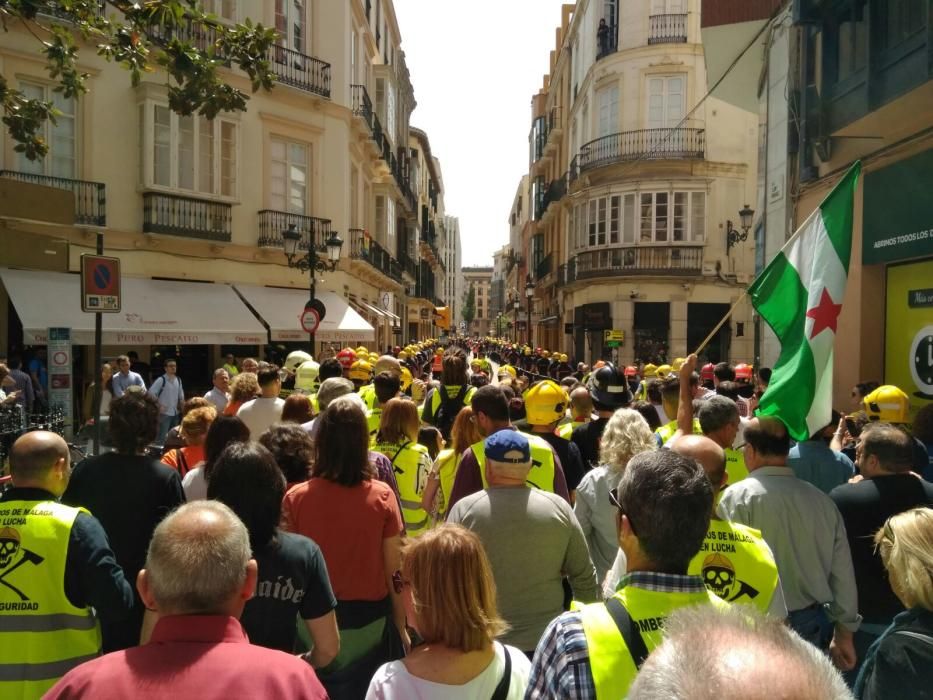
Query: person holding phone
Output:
[[787, 410, 856, 494]]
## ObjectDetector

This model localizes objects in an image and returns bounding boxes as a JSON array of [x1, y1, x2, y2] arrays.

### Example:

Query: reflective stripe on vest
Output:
[[688, 520, 778, 615], [0, 499, 102, 700], [429, 385, 476, 418], [557, 421, 583, 440], [724, 447, 748, 485], [366, 408, 382, 441], [579, 584, 726, 699], [471, 433, 557, 492], [654, 418, 703, 445], [372, 441, 431, 537]]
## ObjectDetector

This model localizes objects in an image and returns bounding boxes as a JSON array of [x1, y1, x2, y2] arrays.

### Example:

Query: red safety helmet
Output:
[[734, 363, 753, 380], [624, 366, 638, 377], [336, 347, 356, 369], [700, 363, 715, 382]]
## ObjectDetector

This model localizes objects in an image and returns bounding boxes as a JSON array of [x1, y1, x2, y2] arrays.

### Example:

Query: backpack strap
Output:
[[388, 441, 408, 474], [490, 642, 512, 700], [605, 595, 650, 668], [176, 448, 189, 478]]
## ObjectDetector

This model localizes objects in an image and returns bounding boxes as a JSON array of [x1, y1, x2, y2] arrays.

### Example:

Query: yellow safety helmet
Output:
[[524, 380, 569, 426], [284, 350, 313, 373], [411, 379, 426, 404], [863, 385, 911, 424], [399, 367, 413, 392], [349, 360, 373, 382], [295, 360, 320, 392], [398, 350, 410, 361], [559, 353, 568, 363], [523, 347, 532, 356], [671, 357, 687, 372], [368, 352, 379, 364], [656, 364, 673, 379], [355, 346, 368, 356], [498, 365, 517, 380], [643, 363, 658, 378], [541, 350, 550, 358]]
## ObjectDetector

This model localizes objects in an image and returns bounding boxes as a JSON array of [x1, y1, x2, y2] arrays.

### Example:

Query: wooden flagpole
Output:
[[693, 290, 749, 356]]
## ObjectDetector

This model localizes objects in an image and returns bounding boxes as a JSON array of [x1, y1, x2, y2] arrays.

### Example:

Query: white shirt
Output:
[[182, 464, 208, 501], [365, 642, 530, 700], [203, 387, 229, 413], [236, 397, 285, 439]]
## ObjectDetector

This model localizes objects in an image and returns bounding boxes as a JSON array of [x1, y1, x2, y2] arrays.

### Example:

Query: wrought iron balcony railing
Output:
[[561, 245, 703, 284], [350, 228, 402, 282], [648, 14, 688, 45], [535, 253, 553, 281], [542, 175, 567, 211], [270, 44, 331, 98], [397, 251, 418, 279], [257, 210, 334, 250], [143, 192, 231, 241], [0, 170, 106, 226], [570, 127, 704, 181]]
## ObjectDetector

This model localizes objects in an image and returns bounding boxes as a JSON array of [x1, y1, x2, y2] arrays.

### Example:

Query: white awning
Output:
[[1, 268, 267, 345], [360, 301, 390, 319], [234, 284, 374, 343]]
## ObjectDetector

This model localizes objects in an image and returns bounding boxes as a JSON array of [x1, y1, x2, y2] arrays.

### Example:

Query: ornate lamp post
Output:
[[282, 223, 343, 354], [726, 204, 755, 251], [525, 276, 534, 347]]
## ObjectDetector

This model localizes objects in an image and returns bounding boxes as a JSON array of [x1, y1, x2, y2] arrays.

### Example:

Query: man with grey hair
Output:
[[628, 605, 853, 699], [447, 430, 598, 655], [47, 501, 327, 699]]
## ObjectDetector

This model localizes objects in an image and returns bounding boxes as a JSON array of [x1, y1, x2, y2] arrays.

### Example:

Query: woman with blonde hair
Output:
[[366, 524, 531, 699], [373, 398, 433, 537], [855, 507, 933, 699], [572, 407, 657, 583], [161, 405, 216, 477], [223, 371, 259, 416], [421, 406, 484, 521]]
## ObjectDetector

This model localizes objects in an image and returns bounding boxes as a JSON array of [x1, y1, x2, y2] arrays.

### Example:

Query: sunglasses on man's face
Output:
[[608, 488, 637, 535]]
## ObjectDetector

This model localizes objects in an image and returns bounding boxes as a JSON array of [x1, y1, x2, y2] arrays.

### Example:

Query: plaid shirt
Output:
[[524, 572, 707, 699]]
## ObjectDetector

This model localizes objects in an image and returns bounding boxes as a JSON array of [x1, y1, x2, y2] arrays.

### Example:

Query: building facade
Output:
[[461, 266, 494, 337], [720, 0, 933, 412], [523, 0, 759, 366], [0, 0, 450, 402], [442, 215, 463, 328]]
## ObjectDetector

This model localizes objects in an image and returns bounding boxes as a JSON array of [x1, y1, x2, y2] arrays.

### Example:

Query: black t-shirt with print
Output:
[[240, 530, 337, 652]]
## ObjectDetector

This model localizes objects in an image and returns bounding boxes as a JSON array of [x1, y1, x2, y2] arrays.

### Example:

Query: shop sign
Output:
[[47, 327, 73, 437], [886, 259, 933, 404], [574, 303, 612, 330], [864, 149, 933, 264]]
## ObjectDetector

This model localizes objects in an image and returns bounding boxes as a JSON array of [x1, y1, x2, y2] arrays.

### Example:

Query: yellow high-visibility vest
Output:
[[0, 499, 102, 700], [358, 384, 377, 410], [688, 519, 779, 615], [557, 421, 583, 440], [578, 583, 727, 699], [471, 432, 557, 493], [724, 447, 748, 485], [654, 418, 702, 445], [372, 440, 431, 536]]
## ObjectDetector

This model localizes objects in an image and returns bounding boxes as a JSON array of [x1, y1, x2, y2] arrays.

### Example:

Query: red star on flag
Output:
[[806, 288, 842, 339]]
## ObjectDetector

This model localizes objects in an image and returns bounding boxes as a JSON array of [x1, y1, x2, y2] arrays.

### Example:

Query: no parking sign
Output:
[[81, 254, 121, 312]]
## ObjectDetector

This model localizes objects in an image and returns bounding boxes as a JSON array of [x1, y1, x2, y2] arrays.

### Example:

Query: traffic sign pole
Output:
[[93, 234, 103, 456]]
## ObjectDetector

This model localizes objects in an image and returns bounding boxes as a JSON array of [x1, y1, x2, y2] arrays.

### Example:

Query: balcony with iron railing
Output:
[[270, 44, 331, 98], [559, 245, 703, 285], [143, 192, 232, 241], [569, 127, 705, 181], [648, 14, 688, 45], [397, 250, 418, 279], [256, 210, 333, 250], [596, 23, 618, 60], [349, 228, 402, 283], [542, 175, 567, 213], [0, 170, 106, 226]]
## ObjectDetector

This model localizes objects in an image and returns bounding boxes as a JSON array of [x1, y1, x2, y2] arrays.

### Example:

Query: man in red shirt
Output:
[[46, 501, 327, 700]]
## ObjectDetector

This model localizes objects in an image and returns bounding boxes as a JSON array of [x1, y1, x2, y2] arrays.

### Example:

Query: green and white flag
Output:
[[749, 162, 860, 441]]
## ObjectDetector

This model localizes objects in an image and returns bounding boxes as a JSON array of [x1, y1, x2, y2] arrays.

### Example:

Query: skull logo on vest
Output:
[[0, 527, 20, 569], [702, 553, 736, 599]]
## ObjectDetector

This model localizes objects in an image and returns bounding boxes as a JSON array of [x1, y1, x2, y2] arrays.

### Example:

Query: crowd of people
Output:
[[1, 336, 932, 699]]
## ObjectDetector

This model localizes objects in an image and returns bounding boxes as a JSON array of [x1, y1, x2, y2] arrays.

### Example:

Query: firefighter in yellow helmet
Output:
[[348, 359, 373, 391], [525, 380, 587, 497], [863, 385, 911, 424]]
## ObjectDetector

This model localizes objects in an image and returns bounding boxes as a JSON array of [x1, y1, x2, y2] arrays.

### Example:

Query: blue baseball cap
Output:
[[484, 430, 531, 464]]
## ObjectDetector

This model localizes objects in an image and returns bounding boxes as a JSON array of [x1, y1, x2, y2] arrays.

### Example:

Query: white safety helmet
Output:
[[285, 350, 313, 374], [295, 360, 320, 392]]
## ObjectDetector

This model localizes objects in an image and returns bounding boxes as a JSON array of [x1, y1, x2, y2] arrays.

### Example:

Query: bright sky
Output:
[[394, 0, 570, 267]]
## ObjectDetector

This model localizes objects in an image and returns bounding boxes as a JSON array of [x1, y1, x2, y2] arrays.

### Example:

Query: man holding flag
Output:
[[717, 164, 863, 671]]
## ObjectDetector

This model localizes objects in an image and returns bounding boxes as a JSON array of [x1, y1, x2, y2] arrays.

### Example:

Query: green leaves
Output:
[[1, 0, 277, 160]]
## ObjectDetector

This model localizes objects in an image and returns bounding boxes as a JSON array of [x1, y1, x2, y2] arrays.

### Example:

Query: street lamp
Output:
[[726, 204, 755, 251], [525, 276, 534, 347], [512, 298, 520, 344], [282, 223, 343, 354]]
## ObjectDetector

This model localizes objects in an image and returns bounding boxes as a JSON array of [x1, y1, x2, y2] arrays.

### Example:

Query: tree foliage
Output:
[[462, 283, 476, 326], [0, 0, 278, 161]]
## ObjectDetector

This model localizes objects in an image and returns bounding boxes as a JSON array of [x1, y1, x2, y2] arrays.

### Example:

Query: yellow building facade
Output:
[[526, 0, 759, 366]]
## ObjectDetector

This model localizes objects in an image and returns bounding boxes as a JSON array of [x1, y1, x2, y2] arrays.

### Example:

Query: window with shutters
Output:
[[140, 102, 237, 197], [269, 138, 309, 214], [18, 80, 76, 179], [647, 75, 685, 129], [573, 191, 705, 249]]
